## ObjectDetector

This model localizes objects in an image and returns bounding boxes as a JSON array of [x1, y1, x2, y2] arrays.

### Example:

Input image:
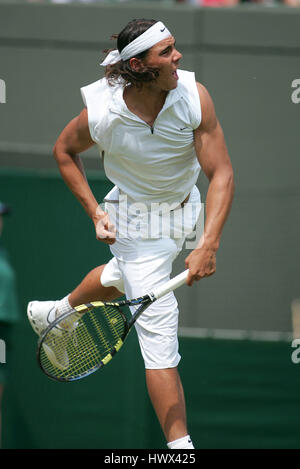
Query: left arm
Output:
[[185, 83, 234, 286]]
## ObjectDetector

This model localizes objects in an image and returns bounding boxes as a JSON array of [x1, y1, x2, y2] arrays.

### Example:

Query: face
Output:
[[132, 36, 182, 91]]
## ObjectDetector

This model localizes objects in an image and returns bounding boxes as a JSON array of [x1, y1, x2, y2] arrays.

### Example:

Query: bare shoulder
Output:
[[196, 82, 218, 133], [76, 107, 90, 139], [54, 107, 94, 154], [196, 82, 211, 102]]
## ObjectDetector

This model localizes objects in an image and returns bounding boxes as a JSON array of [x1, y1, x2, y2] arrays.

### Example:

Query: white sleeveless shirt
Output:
[[81, 69, 202, 207]]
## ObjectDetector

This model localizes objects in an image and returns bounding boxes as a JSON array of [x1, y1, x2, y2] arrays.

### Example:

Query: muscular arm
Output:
[[53, 108, 115, 244], [186, 83, 234, 286], [53, 108, 98, 220]]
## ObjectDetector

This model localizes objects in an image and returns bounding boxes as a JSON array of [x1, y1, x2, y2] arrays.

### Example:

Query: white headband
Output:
[[100, 21, 171, 66]]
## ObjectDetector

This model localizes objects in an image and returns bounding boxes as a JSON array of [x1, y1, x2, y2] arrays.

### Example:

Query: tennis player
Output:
[[27, 19, 234, 449]]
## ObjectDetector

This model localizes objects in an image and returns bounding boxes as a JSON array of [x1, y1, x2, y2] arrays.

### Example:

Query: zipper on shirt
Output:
[[109, 87, 181, 137], [110, 107, 156, 134]]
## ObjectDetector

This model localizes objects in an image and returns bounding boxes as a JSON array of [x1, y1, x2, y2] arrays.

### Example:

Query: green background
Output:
[[0, 2, 300, 449]]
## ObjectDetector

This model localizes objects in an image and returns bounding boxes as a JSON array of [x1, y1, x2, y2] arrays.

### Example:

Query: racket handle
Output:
[[151, 270, 189, 300]]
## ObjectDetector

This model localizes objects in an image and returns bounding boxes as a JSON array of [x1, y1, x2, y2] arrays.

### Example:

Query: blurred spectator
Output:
[[0, 201, 20, 448], [177, 0, 300, 5], [201, 0, 239, 6], [176, 0, 239, 5], [282, 0, 300, 5]]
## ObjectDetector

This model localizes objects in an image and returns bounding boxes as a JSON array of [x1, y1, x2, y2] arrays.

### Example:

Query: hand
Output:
[[94, 211, 116, 245], [185, 247, 216, 286]]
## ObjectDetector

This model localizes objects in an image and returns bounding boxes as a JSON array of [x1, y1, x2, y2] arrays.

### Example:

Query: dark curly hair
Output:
[[103, 19, 160, 88]]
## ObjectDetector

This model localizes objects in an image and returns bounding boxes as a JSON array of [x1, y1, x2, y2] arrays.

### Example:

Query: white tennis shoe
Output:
[[27, 300, 58, 336], [27, 300, 70, 370]]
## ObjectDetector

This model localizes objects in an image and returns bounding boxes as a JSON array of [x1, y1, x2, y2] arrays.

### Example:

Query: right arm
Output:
[[53, 108, 116, 244]]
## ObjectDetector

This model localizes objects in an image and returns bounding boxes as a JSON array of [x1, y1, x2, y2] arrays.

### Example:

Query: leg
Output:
[[70, 260, 190, 444], [145, 367, 188, 443], [28, 261, 124, 337], [68, 264, 123, 307], [118, 243, 194, 447]]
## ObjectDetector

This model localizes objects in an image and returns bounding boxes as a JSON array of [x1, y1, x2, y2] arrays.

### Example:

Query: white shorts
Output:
[[100, 185, 201, 369]]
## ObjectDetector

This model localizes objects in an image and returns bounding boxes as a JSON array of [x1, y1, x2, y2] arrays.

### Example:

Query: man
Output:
[[27, 19, 234, 449]]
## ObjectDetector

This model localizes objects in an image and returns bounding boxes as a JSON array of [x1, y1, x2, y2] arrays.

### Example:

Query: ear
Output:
[[129, 57, 144, 72]]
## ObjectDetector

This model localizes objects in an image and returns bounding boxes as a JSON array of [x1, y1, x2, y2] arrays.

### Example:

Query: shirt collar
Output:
[[109, 78, 182, 116]]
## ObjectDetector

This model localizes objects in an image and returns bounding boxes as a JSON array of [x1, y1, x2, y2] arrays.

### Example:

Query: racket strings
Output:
[[39, 304, 127, 380]]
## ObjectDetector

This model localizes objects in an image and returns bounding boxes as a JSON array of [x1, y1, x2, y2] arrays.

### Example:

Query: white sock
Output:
[[167, 435, 194, 449], [56, 295, 72, 318]]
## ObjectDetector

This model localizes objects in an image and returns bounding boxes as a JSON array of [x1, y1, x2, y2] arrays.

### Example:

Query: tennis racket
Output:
[[37, 269, 189, 382]]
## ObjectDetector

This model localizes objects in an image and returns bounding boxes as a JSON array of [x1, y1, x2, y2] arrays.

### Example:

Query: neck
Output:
[[125, 83, 168, 115]]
